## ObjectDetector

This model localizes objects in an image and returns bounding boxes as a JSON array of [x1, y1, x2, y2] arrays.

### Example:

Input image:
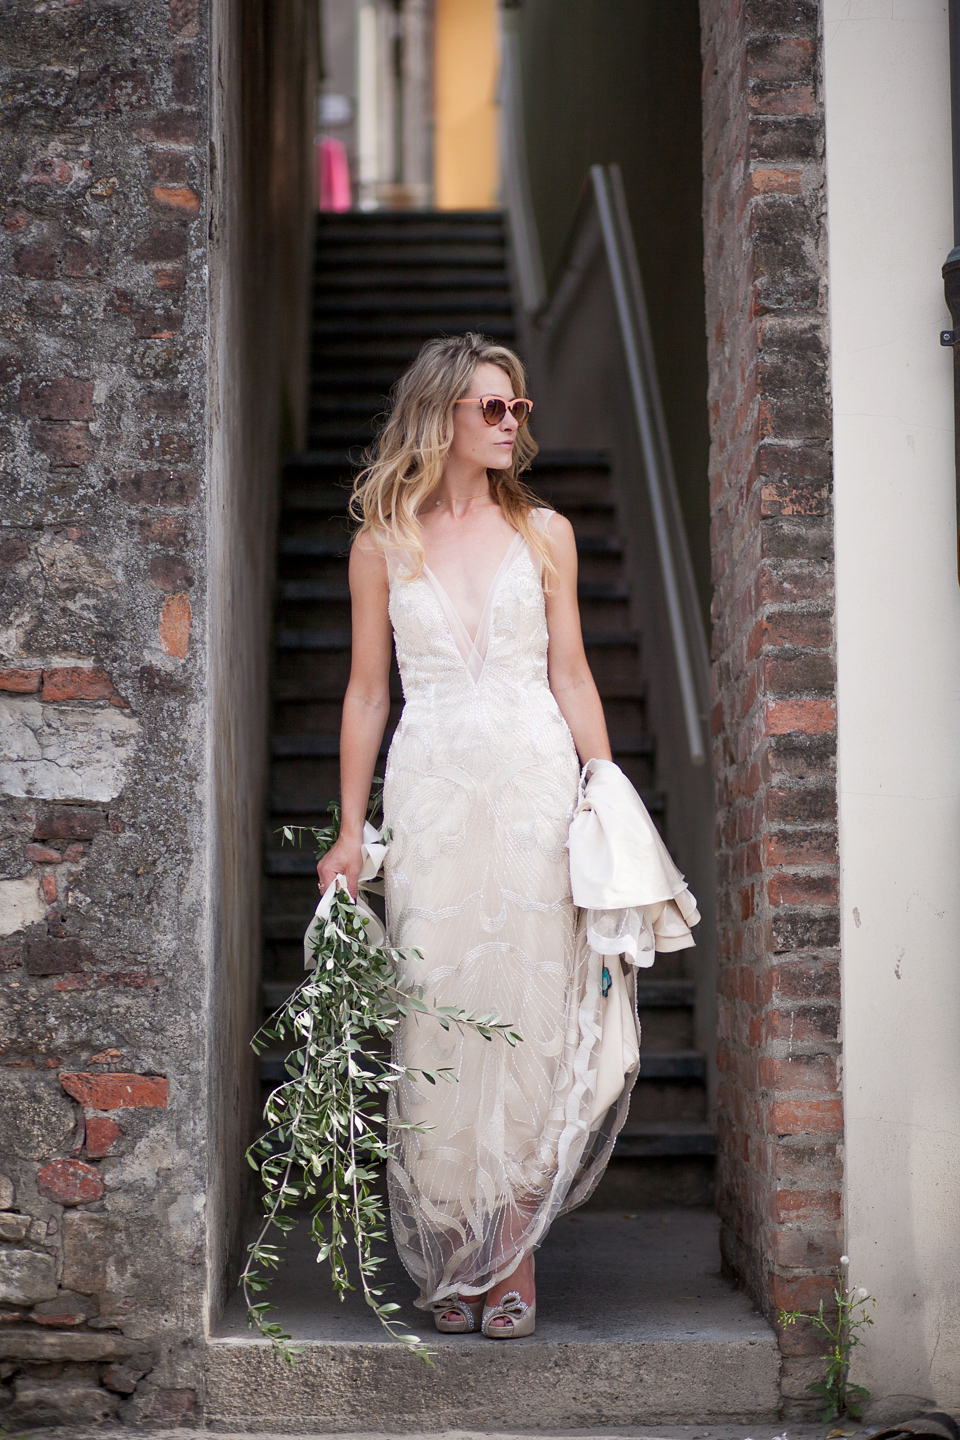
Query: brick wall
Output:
[[0, 0, 314, 1425], [699, 0, 841, 1409]]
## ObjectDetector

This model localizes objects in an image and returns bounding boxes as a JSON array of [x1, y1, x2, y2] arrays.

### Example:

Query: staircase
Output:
[[261, 210, 714, 1206], [217, 210, 778, 1431]]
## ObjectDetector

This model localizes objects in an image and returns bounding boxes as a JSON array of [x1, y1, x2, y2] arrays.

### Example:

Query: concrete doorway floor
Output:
[[205, 1209, 779, 1431]]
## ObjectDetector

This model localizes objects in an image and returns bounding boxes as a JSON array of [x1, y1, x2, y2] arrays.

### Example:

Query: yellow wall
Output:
[[434, 0, 499, 209]]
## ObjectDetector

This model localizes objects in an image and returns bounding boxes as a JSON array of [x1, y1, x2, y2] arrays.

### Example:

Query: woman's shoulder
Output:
[[529, 506, 574, 544]]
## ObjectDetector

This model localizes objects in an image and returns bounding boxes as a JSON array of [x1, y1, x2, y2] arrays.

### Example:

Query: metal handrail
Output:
[[591, 164, 709, 765], [516, 162, 710, 765]]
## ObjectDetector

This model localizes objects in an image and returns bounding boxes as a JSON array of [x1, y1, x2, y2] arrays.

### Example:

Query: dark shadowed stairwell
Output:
[[204, 210, 779, 1429]]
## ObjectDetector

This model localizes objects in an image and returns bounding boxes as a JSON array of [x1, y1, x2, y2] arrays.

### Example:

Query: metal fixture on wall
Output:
[[941, 0, 960, 581]]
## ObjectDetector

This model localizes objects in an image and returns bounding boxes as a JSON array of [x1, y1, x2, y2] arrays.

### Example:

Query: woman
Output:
[[318, 333, 691, 1338]]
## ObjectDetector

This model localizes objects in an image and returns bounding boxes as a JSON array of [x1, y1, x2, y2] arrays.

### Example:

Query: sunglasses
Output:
[[453, 395, 534, 427]]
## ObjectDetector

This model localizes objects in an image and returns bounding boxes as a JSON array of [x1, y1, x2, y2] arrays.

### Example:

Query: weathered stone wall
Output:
[[205, 0, 316, 1326], [0, 0, 314, 1425], [699, 0, 841, 1410]]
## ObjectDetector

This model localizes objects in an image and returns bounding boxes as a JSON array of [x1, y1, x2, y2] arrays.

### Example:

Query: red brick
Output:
[[96, 970, 163, 991], [24, 936, 95, 976], [36, 1158, 104, 1205], [25, 842, 62, 863], [770, 959, 840, 1001], [13, 243, 56, 278], [762, 652, 835, 693], [151, 185, 199, 213], [85, 1117, 122, 1157], [62, 242, 103, 277], [764, 697, 835, 736], [0, 939, 23, 972], [40, 873, 57, 905], [28, 157, 73, 185], [748, 85, 815, 116], [770, 1097, 843, 1136], [150, 1389, 197, 1422], [136, 388, 189, 420], [149, 151, 189, 186], [159, 593, 191, 657], [172, 47, 196, 104], [746, 167, 802, 199], [770, 1273, 836, 1314], [149, 554, 193, 591], [138, 111, 200, 145], [138, 515, 188, 544], [0, 536, 29, 564], [30, 421, 93, 467], [747, 36, 816, 83], [133, 226, 188, 263], [115, 469, 198, 506], [758, 1054, 837, 1093], [768, 1225, 842, 1269], [0, 668, 42, 693], [139, 430, 192, 461], [41, 666, 122, 704], [34, 805, 108, 842], [765, 1004, 839, 1045], [771, 1188, 841, 1223], [32, 1297, 91, 1326], [59, 1072, 169, 1109], [133, 306, 183, 338], [767, 873, 837, 907], [154, 267, 185, 292], [763, 829, 838, 867], [169, 0, 199, 36], [19, 378, 94, 420], [775, 1144, 842, 1187]]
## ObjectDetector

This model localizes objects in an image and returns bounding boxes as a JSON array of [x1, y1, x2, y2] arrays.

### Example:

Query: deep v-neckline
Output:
[[421, 531, 527, 684]]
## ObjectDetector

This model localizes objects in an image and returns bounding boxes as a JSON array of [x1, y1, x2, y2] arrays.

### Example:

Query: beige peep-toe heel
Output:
[[481, 1290, 536, 1339], [432, 1297, 484, 1334]]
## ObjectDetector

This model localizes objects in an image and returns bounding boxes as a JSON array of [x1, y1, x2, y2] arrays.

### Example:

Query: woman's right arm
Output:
[[317, 537, 393, 898]]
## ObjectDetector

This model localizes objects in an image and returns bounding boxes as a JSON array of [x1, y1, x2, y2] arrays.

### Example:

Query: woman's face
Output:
[[448, 363, 521, 472]]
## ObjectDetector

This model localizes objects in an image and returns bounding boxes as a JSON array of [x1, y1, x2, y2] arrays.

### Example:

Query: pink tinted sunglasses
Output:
[[453, 394, 534, 427]]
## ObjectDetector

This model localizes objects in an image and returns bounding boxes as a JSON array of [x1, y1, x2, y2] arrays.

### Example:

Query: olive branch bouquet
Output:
[[241, 795, 522, 1364]]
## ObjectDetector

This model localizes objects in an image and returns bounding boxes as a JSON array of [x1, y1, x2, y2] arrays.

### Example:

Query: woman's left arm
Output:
[[543, 513, 613, 765]]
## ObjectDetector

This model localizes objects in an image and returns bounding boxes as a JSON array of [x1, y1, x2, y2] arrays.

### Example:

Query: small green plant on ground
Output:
[[779, 1255, 877, 1421], [240, 792, 522, 1365]]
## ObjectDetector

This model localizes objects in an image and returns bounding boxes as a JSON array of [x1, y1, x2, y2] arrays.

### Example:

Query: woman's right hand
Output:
[[317, 837, 364, 901]]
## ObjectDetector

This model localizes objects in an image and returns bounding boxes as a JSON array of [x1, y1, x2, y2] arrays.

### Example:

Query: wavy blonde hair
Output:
[[349, 333, 555, 583]]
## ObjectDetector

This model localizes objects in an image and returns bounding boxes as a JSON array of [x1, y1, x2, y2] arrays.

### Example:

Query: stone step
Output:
[[616, 1121, 716, 1158], [316, 216, 508, 240], [273, 627, 640, 652], [313, 290, 512, 315], [312, 316, 516, 340], [315, 266, 513, 291], [268, 730, 653, 761], [637, 978, 696, 1007], [207, 1210, 779, 1429], [638, 1051, 706, 1082], [275, 529, 625, 564]]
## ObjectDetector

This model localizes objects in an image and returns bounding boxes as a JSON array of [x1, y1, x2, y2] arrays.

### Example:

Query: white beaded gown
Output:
[[382, 511, 635, 1312]]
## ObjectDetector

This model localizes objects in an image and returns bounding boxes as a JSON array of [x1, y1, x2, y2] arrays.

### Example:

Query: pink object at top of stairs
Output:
[[316, 136, 351, 212]]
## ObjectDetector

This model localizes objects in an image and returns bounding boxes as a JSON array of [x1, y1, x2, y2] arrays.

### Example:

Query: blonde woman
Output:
[[318, 333, 689, 1338]]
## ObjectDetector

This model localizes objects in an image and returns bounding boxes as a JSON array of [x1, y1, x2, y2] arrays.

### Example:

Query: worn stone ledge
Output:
[[0, 1326, 137, 1361], [204, 1336, 781, 1432]]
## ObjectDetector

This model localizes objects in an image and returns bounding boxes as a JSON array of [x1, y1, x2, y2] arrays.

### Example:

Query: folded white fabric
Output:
[[303, 820, 388, 969], [568, 757, 700, 965]]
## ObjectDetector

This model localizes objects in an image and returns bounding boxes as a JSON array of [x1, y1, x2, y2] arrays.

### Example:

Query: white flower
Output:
[[857, 1286, 869, 1299], [839, 1254, 850, 1265]]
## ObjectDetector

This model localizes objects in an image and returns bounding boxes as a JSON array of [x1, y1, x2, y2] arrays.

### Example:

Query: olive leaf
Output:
[[241, 793, 522, 1365]]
